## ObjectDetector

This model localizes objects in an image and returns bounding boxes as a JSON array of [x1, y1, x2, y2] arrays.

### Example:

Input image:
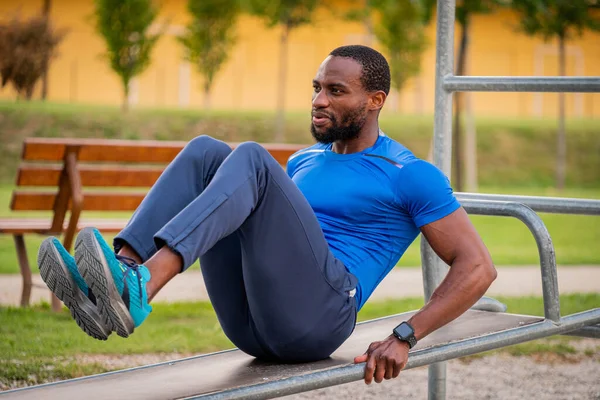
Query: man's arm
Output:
[[408, 206, 497, 341], [354, 207, 497, 384]]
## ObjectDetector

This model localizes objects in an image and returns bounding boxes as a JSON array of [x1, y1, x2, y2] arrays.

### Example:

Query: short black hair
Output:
[[329, 45, 390, 95]]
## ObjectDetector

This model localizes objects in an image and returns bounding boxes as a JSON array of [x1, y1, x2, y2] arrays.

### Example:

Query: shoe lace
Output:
[[116, 254, 145, 307]]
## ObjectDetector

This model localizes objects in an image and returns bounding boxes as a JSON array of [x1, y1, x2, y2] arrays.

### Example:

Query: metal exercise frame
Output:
[[193, 199, 600, 399], [421, 1, 600, 399]]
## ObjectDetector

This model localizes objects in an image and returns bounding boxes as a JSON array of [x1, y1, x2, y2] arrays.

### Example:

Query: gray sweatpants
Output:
[[114, 136, 358, 362]]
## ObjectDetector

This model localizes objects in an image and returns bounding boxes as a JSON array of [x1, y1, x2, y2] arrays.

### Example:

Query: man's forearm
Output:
[[407, 257, 497, 341]]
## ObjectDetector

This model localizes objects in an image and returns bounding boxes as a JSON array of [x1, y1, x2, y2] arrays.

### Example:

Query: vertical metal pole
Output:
[[422, 1, 456, 400]]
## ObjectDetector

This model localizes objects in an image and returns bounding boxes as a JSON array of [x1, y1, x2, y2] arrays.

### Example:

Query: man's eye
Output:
[[331, 88, 342, 94], [313, 86, 321, 92]]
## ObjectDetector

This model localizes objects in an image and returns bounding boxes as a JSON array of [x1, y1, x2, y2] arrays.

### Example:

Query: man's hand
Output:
[[353, 335, 410, 384]]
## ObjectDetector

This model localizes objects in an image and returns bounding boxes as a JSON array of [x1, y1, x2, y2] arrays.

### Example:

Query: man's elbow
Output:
[[476, 259, 497, 290]]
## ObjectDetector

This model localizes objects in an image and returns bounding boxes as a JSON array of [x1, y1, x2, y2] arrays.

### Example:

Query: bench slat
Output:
[[11, 191, 145, 211], [17, 165, 164, 187], [0, 218, 129, 234], [22, 138, 303, 165]]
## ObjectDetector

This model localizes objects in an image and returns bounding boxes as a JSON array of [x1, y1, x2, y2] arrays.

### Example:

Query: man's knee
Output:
[[233, 141, 275, 166], [183, 135, 231, 162]]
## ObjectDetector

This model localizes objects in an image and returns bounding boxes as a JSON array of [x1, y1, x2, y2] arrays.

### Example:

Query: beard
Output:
[[310, 105, 368, 144]]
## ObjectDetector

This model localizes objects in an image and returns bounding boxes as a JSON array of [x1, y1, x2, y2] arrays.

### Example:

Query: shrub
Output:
[[0, 15, 66, 100]]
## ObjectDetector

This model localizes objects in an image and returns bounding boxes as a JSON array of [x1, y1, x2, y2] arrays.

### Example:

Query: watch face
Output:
[[397, 323, 414, 338]]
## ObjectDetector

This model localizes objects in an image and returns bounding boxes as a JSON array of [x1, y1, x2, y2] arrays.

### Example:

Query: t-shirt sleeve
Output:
[[395, 160, 461, 228], [286, 154, 298, 178]]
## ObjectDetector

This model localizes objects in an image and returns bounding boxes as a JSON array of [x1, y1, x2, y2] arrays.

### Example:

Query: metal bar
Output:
[[456, 192, 600, 216], [427, 363, 446, 399], [443, 76, 600, 93], [562, 325, 600, 339], [195, 309, 600, 400], [425, 0, 457, 398], [432, 0, 455, 175], [460, 200, 560, 322], [420, 241, 448, 302]]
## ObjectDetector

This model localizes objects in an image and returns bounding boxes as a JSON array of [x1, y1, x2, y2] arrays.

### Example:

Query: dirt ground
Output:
[[287, 355, 600, 400]]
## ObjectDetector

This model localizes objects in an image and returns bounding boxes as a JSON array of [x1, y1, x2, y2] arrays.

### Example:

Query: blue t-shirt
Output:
[[286, 133, 460, 310]]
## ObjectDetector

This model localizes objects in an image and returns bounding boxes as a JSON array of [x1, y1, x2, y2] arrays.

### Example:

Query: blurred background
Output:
[[1, 0, 599, 117], [0, 0, 599, 192], [0, 1, 599, 394]]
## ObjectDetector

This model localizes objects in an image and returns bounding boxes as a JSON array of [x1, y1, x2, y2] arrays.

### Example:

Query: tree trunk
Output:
[[204, 81, 211, 110], [40, 0, 51, 100], [274, 24, 290, 142], [556, 34, 567, 190], [122, 81, 129, 112], [363, 0, 374, 45], [414, 76, 424, 115], [463, 30, 478, 192], [391, 88, 401, 113], [452, 17, 469, 191], [464, 85, 478, 192]]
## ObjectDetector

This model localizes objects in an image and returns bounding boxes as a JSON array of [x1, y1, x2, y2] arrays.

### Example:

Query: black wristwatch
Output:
[[392, 321, 417, 349]]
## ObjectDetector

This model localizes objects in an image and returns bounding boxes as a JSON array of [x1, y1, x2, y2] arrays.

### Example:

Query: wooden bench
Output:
[[0, 137, 305, 311]]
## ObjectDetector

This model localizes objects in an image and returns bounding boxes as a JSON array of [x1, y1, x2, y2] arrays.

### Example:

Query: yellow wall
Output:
[[1, 0, 599, 117]]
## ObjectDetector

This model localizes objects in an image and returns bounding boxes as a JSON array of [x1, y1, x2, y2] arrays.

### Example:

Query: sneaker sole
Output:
[[76, 227, 134, 338], [37, 238, 110, 340]]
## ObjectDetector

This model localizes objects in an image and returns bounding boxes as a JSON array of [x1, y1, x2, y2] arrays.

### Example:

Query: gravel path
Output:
[[286, 354, 600, 400]]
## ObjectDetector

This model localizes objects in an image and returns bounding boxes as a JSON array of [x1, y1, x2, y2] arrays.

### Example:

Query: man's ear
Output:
[[369, 91, 387, 111]]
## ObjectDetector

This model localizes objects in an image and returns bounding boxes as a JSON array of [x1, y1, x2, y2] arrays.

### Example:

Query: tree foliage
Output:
[[421, 0, 496, 25], [421, 0, 499, 190], [244, 0, 319, 29], [0, 15, 65, 100], [508, 0, 600, 40], [371, 0, 427, 96], [344, 0, 427, 110], [93, 0, 161, 109], [179, 0, 239, 108], [242, 0, 320, 141], [507, 0, 600, 189]]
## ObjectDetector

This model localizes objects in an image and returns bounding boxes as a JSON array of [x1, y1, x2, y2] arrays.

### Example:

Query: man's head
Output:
[[311, 45, 390, 144]]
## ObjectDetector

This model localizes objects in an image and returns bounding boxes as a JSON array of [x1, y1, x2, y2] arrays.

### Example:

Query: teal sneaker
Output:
[[75, 227, 152, 338], [37, 237, 111, 340]]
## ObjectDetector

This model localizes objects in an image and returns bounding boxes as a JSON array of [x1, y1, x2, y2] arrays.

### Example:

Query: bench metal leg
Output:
[[14, 234, 32, 307]]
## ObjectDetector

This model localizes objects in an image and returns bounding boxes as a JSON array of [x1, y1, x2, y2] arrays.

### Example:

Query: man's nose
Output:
[[312, 89, 329, 108]]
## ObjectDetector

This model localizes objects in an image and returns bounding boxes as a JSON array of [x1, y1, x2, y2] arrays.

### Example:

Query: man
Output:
[[37, 45, 496, 385]]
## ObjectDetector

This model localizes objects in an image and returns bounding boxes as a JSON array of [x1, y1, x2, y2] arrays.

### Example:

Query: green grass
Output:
[[0, 185, 598, 274], [1, 293, 597, 388], [0, 301, 231, 387]]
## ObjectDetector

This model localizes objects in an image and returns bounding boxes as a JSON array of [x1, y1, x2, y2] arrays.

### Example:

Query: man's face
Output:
[[311, 56, 370, 144]]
